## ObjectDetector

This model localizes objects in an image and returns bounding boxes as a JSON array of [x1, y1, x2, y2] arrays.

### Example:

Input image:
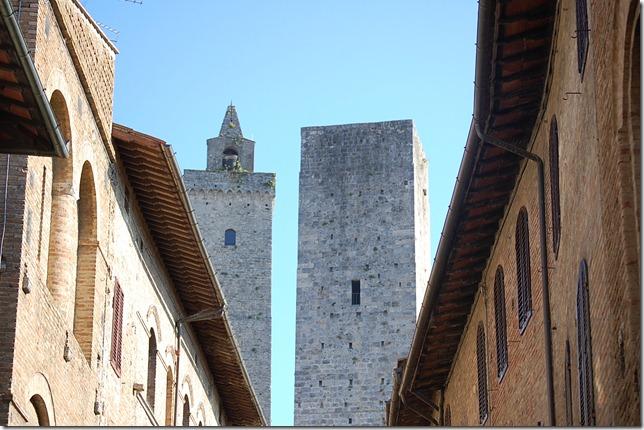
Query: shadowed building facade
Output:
[[387, 0, 640, 426]]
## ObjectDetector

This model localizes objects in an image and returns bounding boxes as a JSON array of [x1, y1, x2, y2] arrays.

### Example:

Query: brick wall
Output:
[[441, 0, 640, 426], [0, 0, 233, 425]]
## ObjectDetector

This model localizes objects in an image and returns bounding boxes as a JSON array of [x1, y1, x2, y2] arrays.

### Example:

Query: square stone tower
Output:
[[294, 120, 430, 426], [183, 105, 275, 422]]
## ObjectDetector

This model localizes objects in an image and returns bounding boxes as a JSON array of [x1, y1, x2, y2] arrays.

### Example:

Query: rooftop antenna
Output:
[[95, 21, 120, 43]]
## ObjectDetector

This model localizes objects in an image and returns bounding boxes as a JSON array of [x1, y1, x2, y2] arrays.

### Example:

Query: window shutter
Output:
[[576, 260, 595, 425], [576, 0, 589, 75], [476, 323, 488, 424], [444, 405, 451, 426], [515, 207, 533, 332], [549, 116, 561, 257], [494, 266, 508, 378], [111, 281, 124, 375]]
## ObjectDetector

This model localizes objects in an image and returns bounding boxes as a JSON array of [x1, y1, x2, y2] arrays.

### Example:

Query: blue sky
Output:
[[82, 1, 478, 425]]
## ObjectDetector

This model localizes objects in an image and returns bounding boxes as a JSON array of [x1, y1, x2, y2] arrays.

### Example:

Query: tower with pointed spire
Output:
[[183, 105, 275, 422]]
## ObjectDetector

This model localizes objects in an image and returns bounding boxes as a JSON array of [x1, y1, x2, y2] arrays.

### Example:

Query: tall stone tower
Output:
[[183, 105, 274, 422], [294, 120, 429, 426]]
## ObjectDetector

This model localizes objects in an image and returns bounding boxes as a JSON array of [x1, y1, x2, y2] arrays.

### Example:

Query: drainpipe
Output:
[[474, 122, 555, 426], [173, 307, 225, 426]]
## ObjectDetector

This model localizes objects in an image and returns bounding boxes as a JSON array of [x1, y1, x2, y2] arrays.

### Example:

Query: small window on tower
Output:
[[222, 147, 239, 170], [225, 229, 236, 246], [351, 280, 360, 305]]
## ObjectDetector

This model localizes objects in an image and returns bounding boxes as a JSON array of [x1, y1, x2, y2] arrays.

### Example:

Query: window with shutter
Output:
[[494, 266, 508, 379], [515, 207, 533, 332], [110, 281, 124, 375], [476, 323, 488, 424], [444, 405, 452, 426], [576, 0, 589, 76], [576, 259, 595, 426], [564, 339, 573, 426], [549, 116, 561, 257]]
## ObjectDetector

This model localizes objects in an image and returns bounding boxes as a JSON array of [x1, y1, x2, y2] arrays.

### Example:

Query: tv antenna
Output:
[[96, 21, 120, 43]]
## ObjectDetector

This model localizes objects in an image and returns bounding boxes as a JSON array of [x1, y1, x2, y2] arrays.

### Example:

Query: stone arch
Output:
[[146, 305, 162, 344], [73, 161, 98, 363], [180, 374, 194, 409], [46, 90, 76, 326], [25, 372, 56, 426]]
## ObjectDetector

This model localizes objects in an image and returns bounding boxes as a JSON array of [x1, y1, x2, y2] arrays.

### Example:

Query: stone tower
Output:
[[294, 120, 430, 426], [183, 105, 275, 422]]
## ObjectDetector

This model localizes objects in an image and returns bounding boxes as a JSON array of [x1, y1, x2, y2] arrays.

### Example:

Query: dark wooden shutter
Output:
[[110, 281, 124, 375], [494, 266, 508, 378], [444, 405, 451, 426], [576, 259, 595, 425], [576, 0, 589, 75], [549, 116, 561, 257], [182, 396, 191, 426], [515, 207, 533, 332], [476, 323, 488, 424], [564, 339, 573, 426]]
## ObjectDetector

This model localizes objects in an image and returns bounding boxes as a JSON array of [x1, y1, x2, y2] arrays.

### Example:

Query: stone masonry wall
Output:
[[294, 120, 429, 426], [183, 169, 275, 423]]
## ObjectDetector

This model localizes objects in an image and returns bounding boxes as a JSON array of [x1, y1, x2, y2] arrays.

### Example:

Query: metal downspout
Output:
[[172, 321, 181, 426], [474, 122, 555, 426]]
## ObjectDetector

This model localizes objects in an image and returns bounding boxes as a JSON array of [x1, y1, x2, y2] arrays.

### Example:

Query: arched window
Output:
[[515, 207, 533, 332], [575, 0, 589, 75], [73, 161, 98, 363], [576, 259, 595, 426], [493, 266, 508, 379], [165, 367, 174, 426], [549, 116, 561, 257], [222, 147, 239, 170], [564, 339, 573, 426], [29, 394, 50, 426], [225, 229, 236, 246], [476, 323, 488, 424], [46, 91, 74, 313], [147, 329, 157, 409], [182, 395, 191, 426], [444, 405, 451, 426]]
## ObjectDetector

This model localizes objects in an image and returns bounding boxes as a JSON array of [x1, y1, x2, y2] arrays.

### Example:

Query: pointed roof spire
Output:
[[219, 103, 243, 138]]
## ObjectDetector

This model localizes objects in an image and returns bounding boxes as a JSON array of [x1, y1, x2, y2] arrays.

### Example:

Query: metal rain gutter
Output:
[[397, 0, 495, 406], [0, 0, 68, 158]]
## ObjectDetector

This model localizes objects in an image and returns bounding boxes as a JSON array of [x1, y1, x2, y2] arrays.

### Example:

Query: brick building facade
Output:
[[0, 0, 263, 426], [387, 0, 640, 426]]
